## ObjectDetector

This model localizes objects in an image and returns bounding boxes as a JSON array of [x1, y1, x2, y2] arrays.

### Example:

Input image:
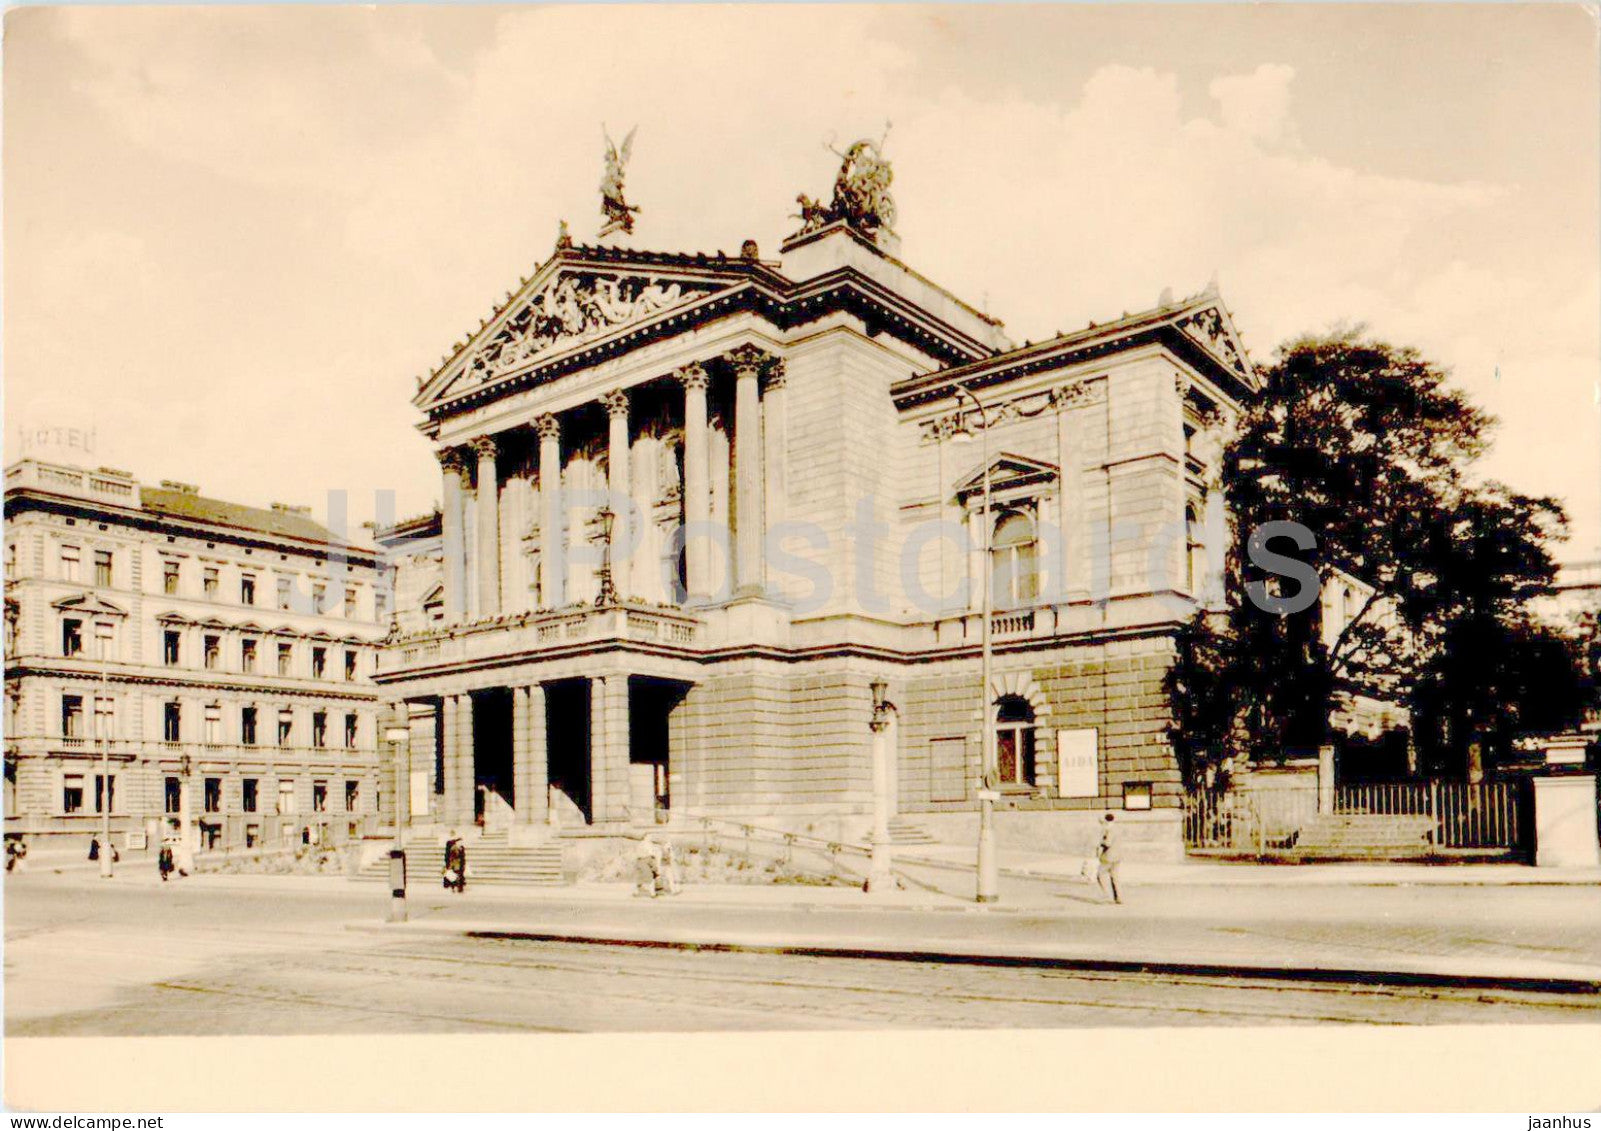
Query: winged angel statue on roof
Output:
[[599, 124, 640, 238]]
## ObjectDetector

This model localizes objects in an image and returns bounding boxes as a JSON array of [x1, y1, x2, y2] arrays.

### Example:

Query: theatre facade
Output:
[[376, 166, 1257, 859]]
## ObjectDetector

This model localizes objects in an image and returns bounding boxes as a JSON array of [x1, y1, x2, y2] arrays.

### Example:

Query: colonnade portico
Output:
[[421, 345, 781, 829], [434, 345, 784, 626]]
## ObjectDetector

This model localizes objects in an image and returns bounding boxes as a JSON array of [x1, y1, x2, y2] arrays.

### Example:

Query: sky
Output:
[[5, 4, 1599, 561]]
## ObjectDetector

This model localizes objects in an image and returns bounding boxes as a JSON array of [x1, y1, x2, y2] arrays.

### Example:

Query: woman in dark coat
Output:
[[158, 843, 175, 882], [443, 836, 467, 893]]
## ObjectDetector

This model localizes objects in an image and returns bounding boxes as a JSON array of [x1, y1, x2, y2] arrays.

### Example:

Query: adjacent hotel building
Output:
[[376, 188, 1257, 859], [4, 460, 390, 853]]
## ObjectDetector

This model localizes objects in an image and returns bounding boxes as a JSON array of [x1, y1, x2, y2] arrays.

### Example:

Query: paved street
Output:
[[7, 870, 1601, 1034]]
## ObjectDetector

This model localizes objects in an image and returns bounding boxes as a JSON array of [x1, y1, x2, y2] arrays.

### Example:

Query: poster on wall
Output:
[[1057, 728, 1099, 798]]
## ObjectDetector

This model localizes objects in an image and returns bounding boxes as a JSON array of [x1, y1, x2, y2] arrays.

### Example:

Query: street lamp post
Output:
[[384, 706, 412, 923], [97, 636, 113, 879], [595, 507, 619, 610], [950, 382, 1000, 904], [865, 677, 895, 895]]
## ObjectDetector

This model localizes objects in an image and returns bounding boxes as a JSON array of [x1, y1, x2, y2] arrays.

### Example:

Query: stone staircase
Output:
[[355, 832, 567, 887], [887, 818, 938, 845], [1285, 813, 1436, 861]]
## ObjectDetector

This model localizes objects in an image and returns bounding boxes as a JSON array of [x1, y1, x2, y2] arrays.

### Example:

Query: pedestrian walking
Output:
[[634, 833, 664, 897], [660, 839, 682, 896], [158, 842, 175, 883], [88, 835, 100, 862], [1096, 812, 1122, 904], [443, 834, 467, 893]]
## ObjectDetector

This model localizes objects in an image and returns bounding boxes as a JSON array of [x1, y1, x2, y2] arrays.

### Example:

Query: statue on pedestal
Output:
[[599, 124, 640, 238], [790, 126, 897, 245]]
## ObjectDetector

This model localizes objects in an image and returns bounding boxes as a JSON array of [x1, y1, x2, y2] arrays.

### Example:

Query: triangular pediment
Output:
[[1170, 293, 1256, 389], [52, 593, 128, 618], [954, 453, 1059, 502], [415, 255, 734, 410]]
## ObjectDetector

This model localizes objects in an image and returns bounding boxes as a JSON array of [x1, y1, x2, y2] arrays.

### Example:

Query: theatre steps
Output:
[[887, 818, 938, 845], [355, 839, 568, 887], [1284, 814, 1436, 861]]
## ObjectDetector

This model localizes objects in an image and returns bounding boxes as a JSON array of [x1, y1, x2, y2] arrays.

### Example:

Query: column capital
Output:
[[675, 362, 709, 392], [726, 343, 772, 378], [601, 389, 631, 419], [437, 446, 468, 473], [469, 434, 498, 461], [534, 414, 561, 441], [763, 358, 787, 389]]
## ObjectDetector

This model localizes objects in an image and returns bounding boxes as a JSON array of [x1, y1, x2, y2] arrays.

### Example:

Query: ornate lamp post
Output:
[[97, 633, 113, 879], [949, 382, 1000, 904], [383, 706, 412, 923], [595, 507, 619, 610], [866, 677, 896, 895]]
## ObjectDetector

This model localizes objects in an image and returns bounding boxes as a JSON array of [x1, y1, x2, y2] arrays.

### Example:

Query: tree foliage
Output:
[[1167, 327, 1583, 779]]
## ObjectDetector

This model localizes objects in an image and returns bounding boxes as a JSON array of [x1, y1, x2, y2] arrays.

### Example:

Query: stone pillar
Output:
[[678, 363, 711, 602], [1533, 774, 1600, 868], [603, 389, 632, 600], [1317, 744, 1336, 815], [440, 696, 460, 826], [471, 436, 500, 619], [762, 360, 787, 562], [589, 673, 630, 824], [438, 449, 469, 622], [536, 414, 564, 609], [448, 692, 470, 826], [728, 345, 767, 596], [511, 684, 548, 828]]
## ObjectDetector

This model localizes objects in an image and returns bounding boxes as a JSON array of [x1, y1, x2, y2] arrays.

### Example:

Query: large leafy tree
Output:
[[1168, 328, 1582, 779]]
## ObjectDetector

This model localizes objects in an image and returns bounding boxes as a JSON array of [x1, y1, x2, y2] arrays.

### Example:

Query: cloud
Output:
[[1210, 64, 1298, 145]]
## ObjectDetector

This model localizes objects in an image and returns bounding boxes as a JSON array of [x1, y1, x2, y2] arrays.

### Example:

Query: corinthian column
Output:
[[762, 359, 787, 565], [602, 389, 631, 601], [471, 435, 500, 619], [437, 448, 469, 622], [536, 414, 564, 609], [677, 363, 710, 603], [727, 344, 767, 597]]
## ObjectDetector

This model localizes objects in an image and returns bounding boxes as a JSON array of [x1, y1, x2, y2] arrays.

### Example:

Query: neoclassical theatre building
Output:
[[379, 150, 1254, 859]]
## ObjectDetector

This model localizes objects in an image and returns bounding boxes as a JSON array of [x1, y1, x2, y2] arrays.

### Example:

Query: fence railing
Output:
[[1184, 780, 1528, 855]]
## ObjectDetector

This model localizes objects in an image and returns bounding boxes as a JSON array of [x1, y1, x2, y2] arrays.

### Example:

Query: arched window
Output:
[[991, 511, 1039, 609], [994, 695, 1036, 786]]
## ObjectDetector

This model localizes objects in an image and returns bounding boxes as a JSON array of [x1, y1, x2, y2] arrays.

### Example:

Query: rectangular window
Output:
[[375, 589, 388, 622], [344, 588, 358, 618], [60, 545, 80, 582], [277, 577, 292, 611], [61, 694, 84, 739], [164, 776, 181, 814], [203, 565, 219, 599], [344, 651, 358, 682], [203, 704, 221, 745], [240, 574, 256, 605], [93, 621, 114, 661], [163, 630, 181, 666], [241, 706, 258, 746], [241, 638, 258, 673], [163, 702, 182, 742], [94, 549, 113, 587], [62, 618, 83, 657], [245, 824, 260, 849], [345, 780, 359, 813], [277, 707, 294, 746], [312, 780, 327, 813], [94, 696, 114, 740], [204, 777, 221, 814], [278, 779, 295, 814], [312, 583, 328, 614], [312, 710, 327, 749], [1122, 782, 1153, 811], [311, 647, 327, 679], [344, 713, 358, 749], [203, 634, 221, 670], [242, 778, 258, 813], [94, 774, 116, 815], [277, 642, 293, 676], [163, 559, 180, 595], [62, 773, 85, 814]]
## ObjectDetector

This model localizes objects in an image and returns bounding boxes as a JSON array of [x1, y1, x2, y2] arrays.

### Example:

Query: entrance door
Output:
[[629, 677, 689, 821], [472, 689, 515, 830], [545, 679, 592, 824]]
